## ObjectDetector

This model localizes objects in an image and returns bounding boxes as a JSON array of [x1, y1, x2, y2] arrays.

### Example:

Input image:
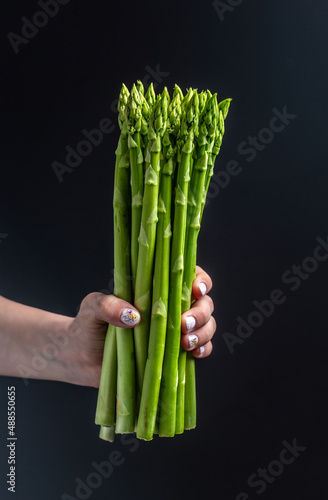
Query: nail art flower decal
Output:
[[188, 334, 199, 349], [121, 308, 140, 326]]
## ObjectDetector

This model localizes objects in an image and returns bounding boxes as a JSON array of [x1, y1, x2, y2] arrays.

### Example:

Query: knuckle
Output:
[[81, 293, 116, 320], [198, 307, 208, 325], [181, 334, 190, 351], [208, 274, 213, 289], [204, 317, 216, 342], [205, 295, 214, 312], [98, 294, 116, 317], [211, 315, 217, 333], [80, 292, 98, 310]]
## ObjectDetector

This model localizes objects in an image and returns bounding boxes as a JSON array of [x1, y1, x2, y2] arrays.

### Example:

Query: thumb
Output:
[[79, 293, 141, 328]]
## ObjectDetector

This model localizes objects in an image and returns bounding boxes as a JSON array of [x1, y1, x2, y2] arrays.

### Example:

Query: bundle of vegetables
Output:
[[95, 81, 231, 441]]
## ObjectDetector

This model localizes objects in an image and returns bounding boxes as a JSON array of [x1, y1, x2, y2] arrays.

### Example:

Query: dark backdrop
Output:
[[1, 1, 328, 499]]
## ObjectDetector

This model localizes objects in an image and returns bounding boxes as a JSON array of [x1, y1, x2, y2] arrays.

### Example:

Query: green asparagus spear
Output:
[[136, 80, 144, 96], [145, 82, 156, 108], [134, 90, 169, 403], [126, 85, 144, 292], [96, 84, 133, 437], [95, 324, 117, 430], [159, 89, 199, 437], [139, 88, 152, 174], [202, 98, 231, 216], [113, 84, 136, 434]]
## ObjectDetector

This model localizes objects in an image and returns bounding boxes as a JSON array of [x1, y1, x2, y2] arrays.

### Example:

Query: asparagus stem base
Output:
[[99, 425, 116, 442]]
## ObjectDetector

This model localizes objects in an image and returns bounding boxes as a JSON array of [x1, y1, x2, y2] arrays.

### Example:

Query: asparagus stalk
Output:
[[113, 84, 136, 434], [133, 90, 169, 402], [126, 85, 144, 291], [198, 90, 208, 116], [202, 99, 232, 214], [184, 353, 196, 430], [141, 83, 156, 163], [159, 89, 199, 437], [172, 83, 184, 102], [136, 80, 144, 96], [138, 88, 151, 177], [136, 92, 182, 440], [145, 82, 156, 108], [95, 84, 133, 437], [95, 324, 117, 430], [219, 97, 232, 121], [99, 425, 116, 442]]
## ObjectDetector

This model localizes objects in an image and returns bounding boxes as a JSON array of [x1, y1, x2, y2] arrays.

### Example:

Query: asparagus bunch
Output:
[[95, 81, 231, 441]]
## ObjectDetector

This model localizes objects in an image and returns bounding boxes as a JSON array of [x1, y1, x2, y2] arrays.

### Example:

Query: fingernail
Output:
[[199, 283, 207, 296], [188, 334, 198, 349], [199, 346, 205, 355], [185, 316, 196, 331], [121, 308, 140, 326]]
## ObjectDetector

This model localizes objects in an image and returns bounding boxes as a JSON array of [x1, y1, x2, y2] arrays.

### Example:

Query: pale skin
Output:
[[0, 266, 215, 388]]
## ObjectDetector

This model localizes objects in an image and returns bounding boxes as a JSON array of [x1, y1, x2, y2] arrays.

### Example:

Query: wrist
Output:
[[26, 314, 75, 384], [18, 313, 75, 385], [0, 296, 75, 384]]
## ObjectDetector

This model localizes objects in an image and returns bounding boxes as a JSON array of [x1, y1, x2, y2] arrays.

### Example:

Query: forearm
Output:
[[0, 296, 73, 383]]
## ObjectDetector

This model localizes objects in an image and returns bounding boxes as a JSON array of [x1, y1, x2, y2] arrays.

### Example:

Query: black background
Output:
[[1, 1, 328, 499]]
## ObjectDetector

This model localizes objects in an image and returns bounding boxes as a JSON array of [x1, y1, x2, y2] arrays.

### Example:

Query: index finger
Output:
[[192, 265, 213, 300]]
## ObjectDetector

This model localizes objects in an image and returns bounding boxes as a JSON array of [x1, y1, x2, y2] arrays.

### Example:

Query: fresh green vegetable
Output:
[[95, 81, 231, 441], [126, 84, 144, 292], [133, 91, 169, 404], [95, 324, 117, 436]]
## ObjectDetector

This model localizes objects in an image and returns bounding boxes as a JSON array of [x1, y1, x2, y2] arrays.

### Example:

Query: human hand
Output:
[[180, 265, 215, 358], [61, 265, 215, 387]]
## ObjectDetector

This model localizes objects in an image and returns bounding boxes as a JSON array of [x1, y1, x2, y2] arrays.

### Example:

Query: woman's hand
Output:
[[180, 265, 215, 358], [64, 265, 216, 387], [0, 266, 216, 388]]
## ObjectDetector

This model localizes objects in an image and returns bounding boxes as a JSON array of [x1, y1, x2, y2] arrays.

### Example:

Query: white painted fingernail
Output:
[[121, 308, 140, 326], [199, 283, 207, 296], [199, 346, 205, 355], [188, 334, 198, 349], [185, 316, 196, 331]]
